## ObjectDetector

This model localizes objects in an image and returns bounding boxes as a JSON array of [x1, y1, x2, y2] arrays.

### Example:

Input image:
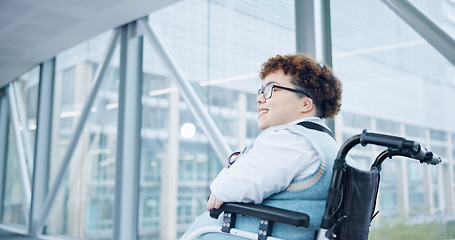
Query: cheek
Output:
[[270, 104, 290, 122], [277, 101, 302, 120]]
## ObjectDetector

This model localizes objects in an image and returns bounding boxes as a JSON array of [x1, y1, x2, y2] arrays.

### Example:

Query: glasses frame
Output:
[[257, 84, 311, 100]]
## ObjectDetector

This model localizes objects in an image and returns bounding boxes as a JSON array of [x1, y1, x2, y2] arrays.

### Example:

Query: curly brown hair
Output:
[[259, 53, 342, 118]]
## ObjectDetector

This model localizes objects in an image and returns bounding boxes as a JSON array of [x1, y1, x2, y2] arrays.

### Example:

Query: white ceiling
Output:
[[0, 0, 181, 88]]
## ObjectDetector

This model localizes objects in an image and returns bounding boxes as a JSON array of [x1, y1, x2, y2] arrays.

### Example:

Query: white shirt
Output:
[[210, 120, 320, 204]]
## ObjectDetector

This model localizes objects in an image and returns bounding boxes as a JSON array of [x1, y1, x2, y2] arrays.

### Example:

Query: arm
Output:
[[209, 130, 319, 204]]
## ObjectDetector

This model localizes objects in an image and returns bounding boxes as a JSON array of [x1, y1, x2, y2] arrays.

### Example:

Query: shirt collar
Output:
[[289, 117, 323, 125]]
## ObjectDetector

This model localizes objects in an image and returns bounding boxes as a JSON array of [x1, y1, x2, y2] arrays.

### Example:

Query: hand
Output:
[[206, 193, 225, 212]]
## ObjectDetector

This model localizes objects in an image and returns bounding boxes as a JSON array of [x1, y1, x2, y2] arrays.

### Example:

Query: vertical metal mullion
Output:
[[423, 129, 434, 214], [447, 134, 455, 214], [398, 124, 409, 217], [114, 22, 142, 240], [6, 85, 31, 226], [36, 29, 119, 233], [0, 89, 10, 220], [29, 59, 55, 236], [295, 0, 332, 64], [159, 91, 179, 240], [295, 0, 316, 59], [317, 0, 332, 67], [295, 0, 335, 133]]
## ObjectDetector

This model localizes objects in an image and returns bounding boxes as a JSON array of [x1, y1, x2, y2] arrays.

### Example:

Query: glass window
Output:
[[409, 0, 455, 57], [405, 124, 426, 139], [331, 0, 454, 222], [3, 124, 26, 226], [47, 30, 118, 239], [430, 145, 447, 159], [376, 118, 401, 135], [139, 0, 296, 238], [430, 129, 447, 141], [5, 0, 454, 239], [2, 66, 40, 226], [379, 188, 398, 216], [408, 187, 424, 212], [407, 161, 424, 183], [433, 189, 440, 210], [341, 112, 371, 129]]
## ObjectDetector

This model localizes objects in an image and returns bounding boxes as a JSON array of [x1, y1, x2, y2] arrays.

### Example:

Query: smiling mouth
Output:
[[258, 109, 269, 118]]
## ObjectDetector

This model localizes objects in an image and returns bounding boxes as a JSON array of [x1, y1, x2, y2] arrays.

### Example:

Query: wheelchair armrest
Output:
[[209, 202, 309, 227]]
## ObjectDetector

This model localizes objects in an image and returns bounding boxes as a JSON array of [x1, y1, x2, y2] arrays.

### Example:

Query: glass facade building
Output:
[[0, 0, 454, 239]]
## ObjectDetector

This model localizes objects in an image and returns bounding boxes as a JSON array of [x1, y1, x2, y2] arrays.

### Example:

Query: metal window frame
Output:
[[295, 0, 332, 66], [382, 0, 455, 66], [29, 59, 55, 236], [0, 89, 9, 220], [295, 0, 335, 134], [113, 22, 142, 240]]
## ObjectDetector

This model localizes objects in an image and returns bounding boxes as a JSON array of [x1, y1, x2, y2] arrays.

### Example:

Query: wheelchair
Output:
[[183, 130, 442, 240]]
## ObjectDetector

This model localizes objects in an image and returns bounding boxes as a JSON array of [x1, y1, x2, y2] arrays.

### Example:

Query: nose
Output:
[[257, 92, 266, 103]]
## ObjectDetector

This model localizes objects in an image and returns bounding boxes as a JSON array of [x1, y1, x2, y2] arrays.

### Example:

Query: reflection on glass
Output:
[[2, 67, 40, 227], [139, 0, 295, 238], [331, 0, 454, 231], [407, 161, 425, 214], [3, 124, 25, 226], [47, 30, 118, 239]]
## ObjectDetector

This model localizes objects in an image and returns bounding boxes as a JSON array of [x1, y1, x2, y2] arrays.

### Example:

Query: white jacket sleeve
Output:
[[210, 129, 319, 204]]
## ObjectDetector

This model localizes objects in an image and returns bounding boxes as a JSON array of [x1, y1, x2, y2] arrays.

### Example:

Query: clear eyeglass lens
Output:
[[264, 85, 273, 99], [257, 85, 274, 99], [257, 88, 263, 97]]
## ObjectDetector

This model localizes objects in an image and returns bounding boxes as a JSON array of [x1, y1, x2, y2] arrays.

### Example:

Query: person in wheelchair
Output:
[[182, 53, 344, 239]]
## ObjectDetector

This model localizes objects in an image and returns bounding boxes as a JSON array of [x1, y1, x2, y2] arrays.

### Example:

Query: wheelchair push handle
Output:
[[360, 130, 442, 165]]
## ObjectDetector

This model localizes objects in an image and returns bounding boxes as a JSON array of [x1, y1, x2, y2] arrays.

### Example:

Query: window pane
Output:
[[47, 30, 118, 239], [3, 124, 26, 226], [331, 0, 454, 230], [139, 0, 296, 238], [2, 66, 40, 227]]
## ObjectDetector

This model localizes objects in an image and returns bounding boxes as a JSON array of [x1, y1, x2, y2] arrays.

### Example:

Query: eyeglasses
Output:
[[257, 84, 310, 99]]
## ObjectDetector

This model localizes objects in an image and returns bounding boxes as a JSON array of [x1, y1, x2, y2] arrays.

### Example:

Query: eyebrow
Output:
[[263, 81, 277, 87]]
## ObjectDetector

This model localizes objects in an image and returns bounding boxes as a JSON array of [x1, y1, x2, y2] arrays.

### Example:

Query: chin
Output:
[[257, 122, 268, 130]]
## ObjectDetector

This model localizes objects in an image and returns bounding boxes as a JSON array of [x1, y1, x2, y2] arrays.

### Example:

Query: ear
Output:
[[300, 97, 314, 113]]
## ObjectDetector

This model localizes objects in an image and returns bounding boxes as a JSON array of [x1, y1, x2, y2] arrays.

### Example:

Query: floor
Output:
[[0, 228, 39, 240]]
